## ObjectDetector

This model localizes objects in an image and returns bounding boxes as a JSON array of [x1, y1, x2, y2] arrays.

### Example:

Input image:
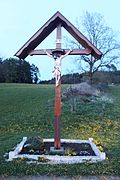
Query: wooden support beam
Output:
[[56, 24, 62, 49], [29, 48, 92, 56]]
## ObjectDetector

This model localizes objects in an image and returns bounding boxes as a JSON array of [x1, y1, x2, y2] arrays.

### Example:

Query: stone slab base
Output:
[[50, 146, 64, 153]]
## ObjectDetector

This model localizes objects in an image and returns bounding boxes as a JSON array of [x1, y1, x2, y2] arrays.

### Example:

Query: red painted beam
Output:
[[54, 84, 61, 149]]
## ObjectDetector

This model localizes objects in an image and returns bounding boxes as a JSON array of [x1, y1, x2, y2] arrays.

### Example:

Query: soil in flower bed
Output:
[[19, 141, 96, 156]]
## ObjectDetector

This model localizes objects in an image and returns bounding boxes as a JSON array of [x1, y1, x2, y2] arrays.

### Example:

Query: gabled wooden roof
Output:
[[15, 11, 102, 59]]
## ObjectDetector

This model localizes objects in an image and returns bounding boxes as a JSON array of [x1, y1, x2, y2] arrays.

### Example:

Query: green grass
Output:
[[0, 83, 120, 176]]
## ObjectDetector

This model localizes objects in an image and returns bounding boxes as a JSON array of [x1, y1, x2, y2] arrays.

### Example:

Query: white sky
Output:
[[0, 0, 120, 80]]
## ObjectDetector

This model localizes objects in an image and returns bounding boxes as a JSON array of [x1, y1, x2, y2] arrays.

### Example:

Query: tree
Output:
[[30, 64, 40, 84], [0, 58, 34, 83], [2, 58, 18, 83], [66, 11, 120, 84], [18, 59, 32, 83]]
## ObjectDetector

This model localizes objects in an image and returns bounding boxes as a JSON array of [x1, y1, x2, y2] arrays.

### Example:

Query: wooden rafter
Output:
[[15, 11, 102, 60]]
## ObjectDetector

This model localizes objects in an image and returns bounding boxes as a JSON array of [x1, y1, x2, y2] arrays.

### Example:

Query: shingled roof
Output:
[[15, 11, 102, 59]]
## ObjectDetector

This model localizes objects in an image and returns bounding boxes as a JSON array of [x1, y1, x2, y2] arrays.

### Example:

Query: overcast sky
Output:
[[0, 0, 120, 80]]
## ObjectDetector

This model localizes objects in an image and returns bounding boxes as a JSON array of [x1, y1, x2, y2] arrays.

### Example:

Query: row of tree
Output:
[[40, 73, 82, 84], [0, 58, 40, 83], [0, 57, 119, 85], [40, 71, 120, 85]]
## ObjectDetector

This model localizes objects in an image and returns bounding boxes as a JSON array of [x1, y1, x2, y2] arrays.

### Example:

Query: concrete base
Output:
[[50, 146, 64, 153]]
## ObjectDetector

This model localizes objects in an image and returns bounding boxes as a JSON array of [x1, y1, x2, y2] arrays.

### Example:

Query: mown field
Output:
[[0, 83, 120, 177]]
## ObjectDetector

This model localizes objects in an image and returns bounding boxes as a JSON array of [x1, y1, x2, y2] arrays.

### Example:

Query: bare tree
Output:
[[66, 11, 120, 84]]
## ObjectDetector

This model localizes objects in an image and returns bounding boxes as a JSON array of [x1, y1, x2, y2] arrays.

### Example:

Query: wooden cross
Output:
[[15, 11, 102, 150]]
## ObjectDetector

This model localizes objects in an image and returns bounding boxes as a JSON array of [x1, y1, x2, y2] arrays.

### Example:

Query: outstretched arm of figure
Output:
[[61, 49, 72, 59], [44, 50, 53, 58]]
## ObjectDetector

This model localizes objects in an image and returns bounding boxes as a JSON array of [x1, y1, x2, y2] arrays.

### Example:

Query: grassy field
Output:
[[0, 83, 120, 177]]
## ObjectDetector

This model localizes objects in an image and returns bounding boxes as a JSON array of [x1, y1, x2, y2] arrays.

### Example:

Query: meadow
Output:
[[0, 83, 120, 177]]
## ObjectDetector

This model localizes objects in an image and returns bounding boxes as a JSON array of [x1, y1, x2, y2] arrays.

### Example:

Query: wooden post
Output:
[[54, 24, 62, 149], [54, 84, 61, 149]]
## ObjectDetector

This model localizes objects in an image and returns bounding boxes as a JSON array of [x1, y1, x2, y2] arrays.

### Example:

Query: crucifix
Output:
[[15, 11, 102, 151], [44, 24, 72, 149]]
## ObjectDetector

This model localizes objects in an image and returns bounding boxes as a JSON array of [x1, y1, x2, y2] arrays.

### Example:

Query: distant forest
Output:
[[0, 58, 40, 84]]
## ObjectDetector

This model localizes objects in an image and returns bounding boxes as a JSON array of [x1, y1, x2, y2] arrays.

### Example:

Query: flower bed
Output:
[[7, 137, 106, 164]]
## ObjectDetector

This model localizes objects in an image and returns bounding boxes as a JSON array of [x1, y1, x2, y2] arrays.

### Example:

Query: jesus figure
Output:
[[45, 49, 72, 86]]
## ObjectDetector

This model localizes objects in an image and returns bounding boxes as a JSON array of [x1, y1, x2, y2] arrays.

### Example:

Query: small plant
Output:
[[72, 152, 77, 156], [64, 147, 72, 156], [98, 146, 104, 152], [64, 147, 77, 156], [93, 139, 104, 152]]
